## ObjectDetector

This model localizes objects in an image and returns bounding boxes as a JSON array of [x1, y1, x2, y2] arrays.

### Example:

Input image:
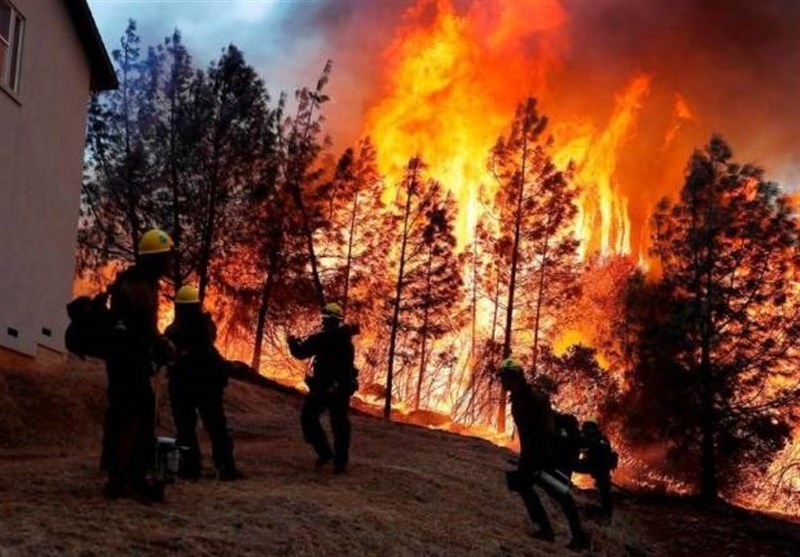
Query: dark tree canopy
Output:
[[622, 135, 800, 500]]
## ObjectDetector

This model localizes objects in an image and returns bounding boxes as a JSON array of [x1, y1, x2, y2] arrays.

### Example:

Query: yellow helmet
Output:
[[499, 358, 523, 372], [138, 228, 173, 256], [497, 358, 524, 382], [175, 285, 200, 304], [322, 302, 344, 320]]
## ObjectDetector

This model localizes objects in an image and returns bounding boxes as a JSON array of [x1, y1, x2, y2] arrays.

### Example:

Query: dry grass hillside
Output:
[[1, 351, 798, 557]]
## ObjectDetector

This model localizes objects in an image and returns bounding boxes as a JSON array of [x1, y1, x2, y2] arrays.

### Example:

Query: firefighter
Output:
[[287, 303, 358, 474], [575, 419, 617, 518], [165, 285, 242, 481], [499, 358, 590, 552], [102, 228, 174, 502]]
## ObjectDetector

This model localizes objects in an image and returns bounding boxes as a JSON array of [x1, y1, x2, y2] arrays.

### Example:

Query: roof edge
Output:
[[64, 0, 118, 91]]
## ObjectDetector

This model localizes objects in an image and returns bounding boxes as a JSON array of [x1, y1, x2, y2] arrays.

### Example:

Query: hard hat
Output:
[[322, 302, 344, 320], [497, 358, 524, 381], [583, 418, 599, 431], [499, 358, 523, 372], [138, 228, 174, 255], [175, 285, 200, 304]]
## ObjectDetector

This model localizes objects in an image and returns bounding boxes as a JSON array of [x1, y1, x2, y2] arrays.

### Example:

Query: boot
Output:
[[217, 466, 244, 481], [566, 533, 591, 552], [532, 528, 555, 542]]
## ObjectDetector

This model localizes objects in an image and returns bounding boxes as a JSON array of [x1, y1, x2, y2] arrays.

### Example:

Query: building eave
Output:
[[64, 0, 118, 91]]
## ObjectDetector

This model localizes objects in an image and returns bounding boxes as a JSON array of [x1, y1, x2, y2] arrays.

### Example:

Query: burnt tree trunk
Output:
[[251, 237, 281, 371], [415, 244, 434, 410], [385, 164, 417, 419], [341, 192, 360, 315], [530, 221, 551, 374], [498, 132, 529, 433]]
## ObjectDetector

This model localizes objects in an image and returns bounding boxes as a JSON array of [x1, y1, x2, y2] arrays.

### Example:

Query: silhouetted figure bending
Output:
[[499, 358, 590, 552]]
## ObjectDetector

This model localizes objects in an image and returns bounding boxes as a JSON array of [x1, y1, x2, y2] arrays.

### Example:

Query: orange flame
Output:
[[365, 0, 566, 238], [364, 0, 679, 264]]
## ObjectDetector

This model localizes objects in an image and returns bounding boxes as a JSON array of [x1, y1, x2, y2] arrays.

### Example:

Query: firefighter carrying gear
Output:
[[552, 411, 582, 475], [101, 261, 167, 502], [166, 300, 241, 481], [138, 228, 174, 255], [575, 420, 618, 517], [499, 363, 589, 551], [288, 312, 358, 474]]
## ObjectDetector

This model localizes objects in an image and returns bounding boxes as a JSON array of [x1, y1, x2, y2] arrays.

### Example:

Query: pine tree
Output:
[[488, 97, 577, 431], [282, 61, 334, 305], [383, 157, 463, 417], [192, 45, 268, 302], [404, 194, 464, 410], [248, 95, 291, 371], [316, 137, 384, 315], [80, 21, 158, 270], [628, 135, 800, 501], [451, 213, 505, 427], [145, 29, 200, 291]]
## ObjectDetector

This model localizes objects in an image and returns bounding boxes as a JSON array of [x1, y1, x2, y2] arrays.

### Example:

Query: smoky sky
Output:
[[88, 0, 798, 192], [557, 0, 800, 189]]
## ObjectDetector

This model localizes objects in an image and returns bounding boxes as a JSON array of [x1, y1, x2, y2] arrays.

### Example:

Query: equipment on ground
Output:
[[153, 437, 187, 484]]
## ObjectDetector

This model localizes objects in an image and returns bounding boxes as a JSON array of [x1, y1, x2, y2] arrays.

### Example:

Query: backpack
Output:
[[552, 412, 582, 473], [596, 436, 619, 470], [65, 292, 113, 360]]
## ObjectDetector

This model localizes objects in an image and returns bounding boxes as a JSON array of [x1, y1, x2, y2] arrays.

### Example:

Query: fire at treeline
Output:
[[77, 21, 800, 515]]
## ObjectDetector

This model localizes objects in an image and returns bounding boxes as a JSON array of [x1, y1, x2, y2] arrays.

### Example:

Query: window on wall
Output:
[[0, 0, 24, 93]]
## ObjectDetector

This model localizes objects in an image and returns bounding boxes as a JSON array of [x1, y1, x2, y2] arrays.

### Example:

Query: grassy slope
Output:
[[0, 354, 797, 556]]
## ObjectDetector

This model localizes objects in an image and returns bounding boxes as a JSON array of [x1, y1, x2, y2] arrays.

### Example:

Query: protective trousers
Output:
[[593, 472, 613, 515], [517, 472, 584, 539], [103, 375, 155, 490], [169, 379, 235, 476], [301, 389, 351, 469]]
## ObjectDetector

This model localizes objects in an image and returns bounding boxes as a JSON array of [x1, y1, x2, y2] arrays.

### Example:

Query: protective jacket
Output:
[[165, 312, 226, 389], [106, 266, 162, 389], [288, 325, 357, 394], [577, 433, 618, 473], [511, 384, 556, 474]]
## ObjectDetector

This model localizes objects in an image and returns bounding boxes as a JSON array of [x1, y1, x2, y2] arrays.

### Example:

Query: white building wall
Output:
[[0, 0, 91, 355]]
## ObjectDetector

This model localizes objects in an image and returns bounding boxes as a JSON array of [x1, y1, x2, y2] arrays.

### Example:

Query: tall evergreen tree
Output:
[[488, 97, 577, 431], [626, 135, 800, 501], [80, 21, 158, 270], [404, 194, 464, 410], [383, 157, 462, 417], [146, 30, 200, 290], [317, 137, 384, 315], [282, 61, 333, 305], [192, 45, 268, 302]]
